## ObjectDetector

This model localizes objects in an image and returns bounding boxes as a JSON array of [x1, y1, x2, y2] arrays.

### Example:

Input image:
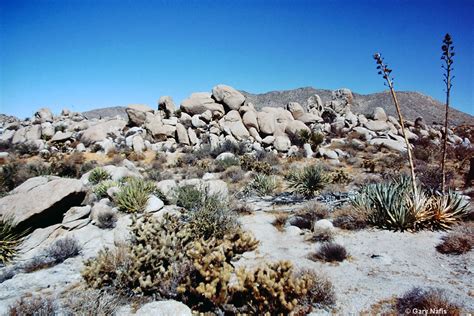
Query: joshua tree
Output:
[[373, 53, 418, 197], [441, 34, 455, 194]]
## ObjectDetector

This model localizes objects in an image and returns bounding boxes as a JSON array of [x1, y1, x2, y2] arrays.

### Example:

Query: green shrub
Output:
[[244, 174, 277, 196], [240, 154, 272, 174], [115, 178, 159, 213], [287, 165, 329, 198], [88, 168, 111, 185], [173, 185, 205, 212], [293, 130, 325, 149], [1, 219, 28, 266], [214, 157, 240, 172]]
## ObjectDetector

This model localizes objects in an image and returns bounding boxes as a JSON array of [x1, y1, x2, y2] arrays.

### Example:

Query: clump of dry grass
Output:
[[436, 223, 474, 255], [396, 287, 461, 316], [309, 242, 348, 262], [8, 294, 57, 316], [272, 213, 289, 232]]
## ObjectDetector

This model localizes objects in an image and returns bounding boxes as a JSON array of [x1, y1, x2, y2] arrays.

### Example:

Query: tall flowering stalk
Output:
[[373, 53, 418, 198], [441, 34, 455, 195]]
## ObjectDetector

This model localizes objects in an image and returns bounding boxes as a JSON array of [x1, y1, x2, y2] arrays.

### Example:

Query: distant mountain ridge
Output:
[[242, 87, 474, 126], [77, 87, 473, 126]]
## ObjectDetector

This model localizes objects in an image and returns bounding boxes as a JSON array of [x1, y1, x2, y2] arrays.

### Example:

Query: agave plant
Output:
[[88, 167, 111, 185], [427, 192, 468, 230], [352, 177, 425, 231], [1, 218, 28, 265], [287, 165, 329, 198]]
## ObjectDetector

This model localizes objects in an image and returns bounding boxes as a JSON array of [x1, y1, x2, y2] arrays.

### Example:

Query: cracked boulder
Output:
[[0, 176, 87, 231]]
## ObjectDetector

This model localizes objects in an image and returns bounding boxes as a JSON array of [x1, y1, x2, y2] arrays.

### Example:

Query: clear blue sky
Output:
[[1, 0, 473, 119]]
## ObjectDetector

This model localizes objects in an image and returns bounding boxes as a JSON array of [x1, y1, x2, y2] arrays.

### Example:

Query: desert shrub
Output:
[[1, 219, 28, 266], [24, 237, 81, 272], [231, 261, 321, 314], [296, 269, 336, 307], [310, 242, 348, 262], [14, 142, 39, 156], [244, 173, 277, 196], [88, 168, 111, 185], [306, 228, 334, 243], [210, 140, 248, 158], [187, 197, 238, 240], [0, 161, 53, 195], [50, 152, 89, 178], [329, 169, 352, 184], [254, 149, 280, 166], [96, 209, 117, 229], [396, 287, 461, 316], [8, 295, 57, 316], [93, 180, 119, 199], [173, 185, 205, 211], [287, 165, 329, 198], [230, 203, 253, 215], [297, 201, 329, 222], [272, 213, 288, 232], [213, 157, 240, 172], [175, 153, 198, 167], [62, 288, 123, 315], [436, 223, 474, 255], [115, 178, 160, 213], [416, 163, 454, 192], [221, 166, 245, 183], [293, 130, 325, 150], [332, 205, 368, 230], [240, 154, 272, 175]]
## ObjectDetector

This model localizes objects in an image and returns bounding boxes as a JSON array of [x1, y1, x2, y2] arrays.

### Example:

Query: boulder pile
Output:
[[0, 84, 470, 162]]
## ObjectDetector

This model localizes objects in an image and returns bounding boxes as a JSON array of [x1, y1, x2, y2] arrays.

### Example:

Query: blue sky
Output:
[[1, 0, 473, 119]]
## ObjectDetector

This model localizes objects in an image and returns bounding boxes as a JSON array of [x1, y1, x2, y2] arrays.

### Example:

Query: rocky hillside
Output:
[[243, 87, 474, 126]]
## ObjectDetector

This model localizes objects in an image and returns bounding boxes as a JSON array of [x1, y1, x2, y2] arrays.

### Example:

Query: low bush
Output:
[[221, 166, 245, 183], [396, 287, 461, 316], [24, 237, 81, 272], [332, 205, 369, 230], [244, 174, 277, 196], [240, 154, 273, 175], [287, 165, 329, 198], [96, 209, 117, 229], [8, 295, 57, 316], [310, 242, 348, 262], [306, 228, 334, 243], [88, 168, 111, 185], [297, 202, 329, 222], [173, 185, 205, 212], [62, 288, 123, 315], [436, 223, 474, 255], [213, 157, 240, 172], [296, 269, 336, 307]]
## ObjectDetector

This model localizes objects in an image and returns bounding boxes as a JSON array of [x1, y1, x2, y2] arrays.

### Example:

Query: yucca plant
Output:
[[245, 174, 277, 197], [115, 178, 158, 213], [440, 34, 455, 194], [88, 168, 111, 185], [287, 165, 329, 198], [93, 180, 119, 199], [1, 218, 28, 265], [373, 53, 418, 198]]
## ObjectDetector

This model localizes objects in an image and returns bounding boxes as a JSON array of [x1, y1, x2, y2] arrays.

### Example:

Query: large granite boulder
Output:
[[180, 92, 225, 115], [34, 108, 54, 123], [126, 104, 154, 126], [81, 119, 127, 145], [0, 177, 86, 231], [219, 110, 250, 140], [257, 111, 276, 135], [212, 84, 246, 111]]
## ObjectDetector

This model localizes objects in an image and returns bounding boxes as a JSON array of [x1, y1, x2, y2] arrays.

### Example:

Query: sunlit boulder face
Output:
[[212, 84, 246, 111]]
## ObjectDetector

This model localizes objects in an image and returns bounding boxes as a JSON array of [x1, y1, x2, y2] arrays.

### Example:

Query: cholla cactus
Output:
[[232, 261, 315, 314], [373, 53, 418, 198], [441, 34, 455, 194]]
